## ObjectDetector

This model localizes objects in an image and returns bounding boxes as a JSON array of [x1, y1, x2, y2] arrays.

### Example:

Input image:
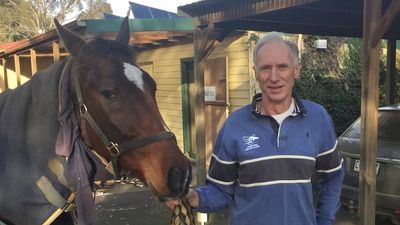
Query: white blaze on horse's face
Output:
[[123, 63, 144, 90]]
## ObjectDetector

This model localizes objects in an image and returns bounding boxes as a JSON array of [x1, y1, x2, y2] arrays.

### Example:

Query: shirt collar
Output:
[[251, 92, 307, 118]]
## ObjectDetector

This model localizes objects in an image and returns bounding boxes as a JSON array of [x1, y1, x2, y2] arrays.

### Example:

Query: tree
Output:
[[300, 35, 348, 78], [78, 0, 112, 19], [0, 0, 111, 42], [0, 0, 30, 41]]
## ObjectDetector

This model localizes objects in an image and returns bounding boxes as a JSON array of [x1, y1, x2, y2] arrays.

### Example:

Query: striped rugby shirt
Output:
[[196, 93, 344, 225]]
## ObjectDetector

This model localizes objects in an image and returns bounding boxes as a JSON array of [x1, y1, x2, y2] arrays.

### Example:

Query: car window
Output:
[[343, 119, 361, 138], [343, 111, 400, 140], [378, 111, 400, 139]]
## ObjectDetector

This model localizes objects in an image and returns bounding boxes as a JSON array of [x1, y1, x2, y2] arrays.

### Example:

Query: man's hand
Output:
[[165, 188, 200, 209]]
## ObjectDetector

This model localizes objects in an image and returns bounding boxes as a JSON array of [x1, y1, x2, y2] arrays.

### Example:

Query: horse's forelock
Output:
[[79, 37, 134, 63]]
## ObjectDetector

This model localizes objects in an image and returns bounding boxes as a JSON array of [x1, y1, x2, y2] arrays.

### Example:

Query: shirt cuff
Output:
[[317, 216, 333, 225]]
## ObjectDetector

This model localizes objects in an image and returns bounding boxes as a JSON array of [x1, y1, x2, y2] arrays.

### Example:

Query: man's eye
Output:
[[278, 65, 289, 70], [100, 89, 116, 99], [259, 67, 270, 73]]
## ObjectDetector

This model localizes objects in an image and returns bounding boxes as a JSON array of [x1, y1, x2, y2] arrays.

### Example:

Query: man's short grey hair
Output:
[[253, 32, 300, 66]]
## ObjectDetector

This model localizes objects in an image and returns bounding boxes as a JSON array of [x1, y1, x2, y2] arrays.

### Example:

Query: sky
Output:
[[106, 0, 198, 17]]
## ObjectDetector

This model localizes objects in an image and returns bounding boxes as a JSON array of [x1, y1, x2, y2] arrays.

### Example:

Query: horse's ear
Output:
[[54, 18, 85, 57], [115, 16, 130, 46]]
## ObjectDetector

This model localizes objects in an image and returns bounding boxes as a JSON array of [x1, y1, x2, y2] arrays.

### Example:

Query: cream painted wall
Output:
[[0, 65, 5, 92]]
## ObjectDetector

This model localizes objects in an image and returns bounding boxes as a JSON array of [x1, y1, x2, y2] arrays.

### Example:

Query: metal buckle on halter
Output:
[[79, 103, 88, 115], [106, 142, 120, 156]]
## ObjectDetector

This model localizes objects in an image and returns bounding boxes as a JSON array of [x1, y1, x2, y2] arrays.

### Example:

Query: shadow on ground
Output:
[[95, 183, 227, 225], [95, 183, 393, 225]]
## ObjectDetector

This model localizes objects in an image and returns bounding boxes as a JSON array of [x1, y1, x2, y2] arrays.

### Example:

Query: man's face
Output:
[[254, 41, 301, 105]]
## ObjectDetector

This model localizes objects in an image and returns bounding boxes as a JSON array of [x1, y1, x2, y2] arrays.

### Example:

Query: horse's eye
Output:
[[100, 89, 116, 99]]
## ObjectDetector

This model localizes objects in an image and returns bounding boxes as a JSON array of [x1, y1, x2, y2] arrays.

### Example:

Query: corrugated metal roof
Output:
[[0, 40, 28, 53], [0, 20, 83, 58], [178, 0, 400, 38], [0, 18, 194, 58]]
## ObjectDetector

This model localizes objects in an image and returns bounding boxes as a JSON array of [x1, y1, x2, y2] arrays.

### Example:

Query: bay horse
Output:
[[0, 17, 191, 225]]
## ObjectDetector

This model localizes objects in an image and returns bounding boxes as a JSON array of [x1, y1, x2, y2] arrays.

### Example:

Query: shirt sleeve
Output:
[[315, 112, 345, 225], [195, 122, 239, 212]]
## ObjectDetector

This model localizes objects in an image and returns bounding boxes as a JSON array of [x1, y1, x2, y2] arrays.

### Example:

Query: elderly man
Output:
[[168, 32, 344, 225]]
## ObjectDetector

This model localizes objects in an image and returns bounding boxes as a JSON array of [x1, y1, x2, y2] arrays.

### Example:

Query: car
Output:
[[338, 104, 400, 224]]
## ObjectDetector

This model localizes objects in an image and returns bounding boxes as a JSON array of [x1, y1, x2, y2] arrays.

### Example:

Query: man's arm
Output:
[[316, 160, 345, 225], [195, 123, 238, 212], [315, 113, 345, 225]]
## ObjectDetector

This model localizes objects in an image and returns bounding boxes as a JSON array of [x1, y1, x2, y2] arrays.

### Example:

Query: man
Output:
[[168, 32, 344, 225]]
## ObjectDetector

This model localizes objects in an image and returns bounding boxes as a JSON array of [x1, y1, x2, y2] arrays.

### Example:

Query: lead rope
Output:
[[170, 198, 195, 225]]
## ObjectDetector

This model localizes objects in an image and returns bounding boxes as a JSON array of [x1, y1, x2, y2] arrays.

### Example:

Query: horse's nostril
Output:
[[167, 167, 189, 195]]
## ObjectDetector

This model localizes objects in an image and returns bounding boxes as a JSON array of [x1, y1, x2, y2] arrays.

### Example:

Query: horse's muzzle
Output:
[[167, 165, 192, 198]]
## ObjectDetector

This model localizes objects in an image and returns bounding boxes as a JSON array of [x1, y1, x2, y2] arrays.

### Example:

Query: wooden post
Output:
[[385, 39, 396, 105], [13, 54, 21, 86], [1, 58, 7, 91], [359, 0, 381, 224], [30, 49, 38, 76], [194, 27, 207, 186], [371, 1, 400, 47], [53, 42, 60, 62], [193, 24, 226, 186]]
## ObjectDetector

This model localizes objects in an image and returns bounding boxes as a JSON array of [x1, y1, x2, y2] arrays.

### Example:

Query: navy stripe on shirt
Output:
[[208, 155, 317, 187], [238, 156, 315, 187], [207, 154, 239, 184], [316, 141, 343, 172]]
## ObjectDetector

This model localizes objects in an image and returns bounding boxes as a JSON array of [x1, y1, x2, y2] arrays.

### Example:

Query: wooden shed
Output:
[[0, 18, 258, 168]]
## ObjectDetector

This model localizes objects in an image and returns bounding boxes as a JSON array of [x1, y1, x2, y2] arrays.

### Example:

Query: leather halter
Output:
[[72, 63, 176, 177]]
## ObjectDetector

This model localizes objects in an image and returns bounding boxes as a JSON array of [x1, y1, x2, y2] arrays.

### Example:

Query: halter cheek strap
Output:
[[73, 72, 176, 178]]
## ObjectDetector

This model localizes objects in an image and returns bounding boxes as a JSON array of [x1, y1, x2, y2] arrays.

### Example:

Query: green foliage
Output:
[[300, 35, 347, 77], [295, 37, 395, 135], [0, 0, 110, 42], [295, 69, 362, 135], [78, 0, 112, 19]]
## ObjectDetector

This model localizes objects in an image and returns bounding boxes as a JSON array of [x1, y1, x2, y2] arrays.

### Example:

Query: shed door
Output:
[[204, 57, 228, 167]]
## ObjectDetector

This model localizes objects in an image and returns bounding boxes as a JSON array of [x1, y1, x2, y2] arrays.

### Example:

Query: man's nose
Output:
[[270, 67, 279, 81]]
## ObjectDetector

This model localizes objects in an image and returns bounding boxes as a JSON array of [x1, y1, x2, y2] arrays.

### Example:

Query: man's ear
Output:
[[294, 63, 301, 79], [253, 66, 260, 81]]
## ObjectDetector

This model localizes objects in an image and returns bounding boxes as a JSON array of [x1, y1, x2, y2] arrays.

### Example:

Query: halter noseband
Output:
[[72, 67, 176, 178]]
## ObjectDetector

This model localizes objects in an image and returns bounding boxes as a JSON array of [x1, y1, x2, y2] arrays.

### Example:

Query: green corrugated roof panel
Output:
[[82, 18, 194, 33]]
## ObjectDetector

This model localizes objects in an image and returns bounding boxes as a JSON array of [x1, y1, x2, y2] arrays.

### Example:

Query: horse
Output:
[[0, 17, 192, 225]]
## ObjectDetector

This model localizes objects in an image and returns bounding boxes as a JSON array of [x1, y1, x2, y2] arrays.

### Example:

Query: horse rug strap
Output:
[[170, 198, 195, 225], [35, 176, 77, 225], [36, 176, 76, 212]]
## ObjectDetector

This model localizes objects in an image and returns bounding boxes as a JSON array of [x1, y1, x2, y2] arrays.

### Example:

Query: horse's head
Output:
[[54, 18, 191, 200]]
